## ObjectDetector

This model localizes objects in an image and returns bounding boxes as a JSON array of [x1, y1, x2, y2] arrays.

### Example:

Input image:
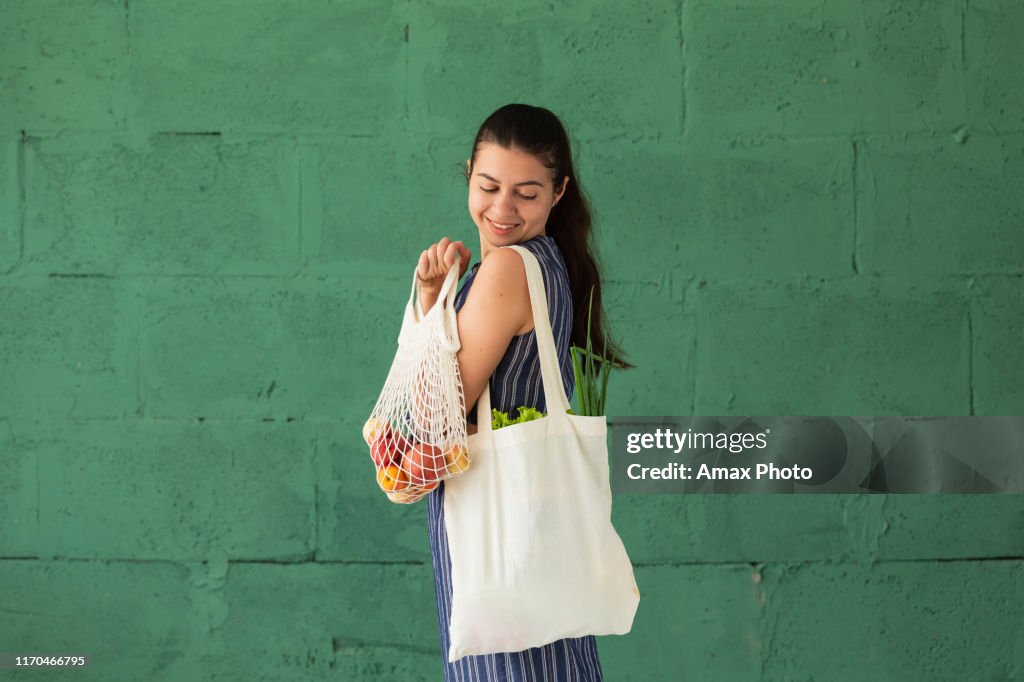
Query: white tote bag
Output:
[[442, 245, 640, 662]]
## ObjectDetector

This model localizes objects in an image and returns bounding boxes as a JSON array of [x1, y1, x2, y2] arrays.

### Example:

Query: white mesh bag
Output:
[[363, 258, 470, 504]]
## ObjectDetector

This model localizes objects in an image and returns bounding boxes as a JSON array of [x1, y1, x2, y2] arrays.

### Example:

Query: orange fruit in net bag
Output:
[[370, 424, 411, 470], [403, 442, 447, 485], [385, 474, 438, 503], [386, 489, 416, 503], [444, 444, 471, 475], [362, 417, 384, 445], [376, 464, 409, 492]]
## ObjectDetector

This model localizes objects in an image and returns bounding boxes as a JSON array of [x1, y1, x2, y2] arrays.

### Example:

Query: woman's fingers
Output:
[[434, 238, 451, 271], [418, 249, 437, 284], [454, 241, 471, 277], [442, 240, 472, 278], [417, 237, 467, 293], [416, 252, 426, 281], [443, 242, 458, 269], [427, 244, 440, 275]]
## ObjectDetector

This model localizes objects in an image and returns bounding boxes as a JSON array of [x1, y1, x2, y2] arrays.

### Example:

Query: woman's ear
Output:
[[553, 176, 569, 206]]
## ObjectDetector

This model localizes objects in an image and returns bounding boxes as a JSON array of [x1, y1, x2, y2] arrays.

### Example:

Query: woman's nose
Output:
[[494, 190, 516, 214]]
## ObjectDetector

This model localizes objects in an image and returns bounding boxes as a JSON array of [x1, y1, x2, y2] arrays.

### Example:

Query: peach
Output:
[[362, 417, 384, 446], [386, 489, 416, 503], [403, 442, 447, 485], [386, 478, 437, 503], [444, 444, 471, 475], [370, 425, 410, 470], [376, 464, 409, 492]]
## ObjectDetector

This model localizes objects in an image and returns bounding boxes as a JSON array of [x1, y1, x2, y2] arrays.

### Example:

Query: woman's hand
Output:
[[417, 237, 471, 297]]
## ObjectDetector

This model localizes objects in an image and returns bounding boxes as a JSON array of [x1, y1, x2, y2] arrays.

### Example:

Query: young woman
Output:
[[414, 103, 627, 682]]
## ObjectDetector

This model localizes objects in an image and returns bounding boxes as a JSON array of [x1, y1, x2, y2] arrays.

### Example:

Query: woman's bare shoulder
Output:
[[461, 247, 531, 333], [472, 247, 528, 295]]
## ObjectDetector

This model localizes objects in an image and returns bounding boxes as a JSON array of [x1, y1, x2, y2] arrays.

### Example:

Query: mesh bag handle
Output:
[[406, 254, 462, 353]]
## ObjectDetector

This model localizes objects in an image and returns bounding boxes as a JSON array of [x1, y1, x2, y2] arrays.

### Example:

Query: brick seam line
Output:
[[968, 305, 975, 416], [851, 139, 860, 275], [16, 131, 27, 273], [678, 0, 687, 139], [296, 138, 304, 272]]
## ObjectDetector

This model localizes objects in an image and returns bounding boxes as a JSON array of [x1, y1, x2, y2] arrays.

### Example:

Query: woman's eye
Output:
[[479, 184, 540, 197]]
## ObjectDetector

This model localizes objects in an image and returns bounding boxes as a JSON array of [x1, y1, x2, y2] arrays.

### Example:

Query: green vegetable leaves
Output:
[[491, 408, 515, 430], [488, 407, 576, 430], [515, 406, 546, 423], [491, 406, 549, 430], [570, 286, 616, 416]]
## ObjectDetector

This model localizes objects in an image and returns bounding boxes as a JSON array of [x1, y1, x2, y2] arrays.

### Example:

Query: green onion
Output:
[[570, 287, 616, 416]]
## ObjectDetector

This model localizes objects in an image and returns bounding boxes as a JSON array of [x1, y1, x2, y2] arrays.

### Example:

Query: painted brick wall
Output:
[[2, 1, 1022, 680]]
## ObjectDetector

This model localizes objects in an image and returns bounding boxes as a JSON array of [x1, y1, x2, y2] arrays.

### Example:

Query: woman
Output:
[[415, 103, 627, 682]]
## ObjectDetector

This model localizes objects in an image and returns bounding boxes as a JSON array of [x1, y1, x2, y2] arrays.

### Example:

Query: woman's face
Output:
[[468, 142, 567, 255]]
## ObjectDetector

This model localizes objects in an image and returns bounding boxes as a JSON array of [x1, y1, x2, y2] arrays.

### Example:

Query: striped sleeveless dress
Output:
[[426, 235, 605, 682]]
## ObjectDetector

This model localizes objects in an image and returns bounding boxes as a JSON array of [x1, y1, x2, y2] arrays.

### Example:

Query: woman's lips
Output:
[[486, 217, 520, 234]]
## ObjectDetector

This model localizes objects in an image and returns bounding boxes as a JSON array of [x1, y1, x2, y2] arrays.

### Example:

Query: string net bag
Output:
[[363, 257, 470, 504]]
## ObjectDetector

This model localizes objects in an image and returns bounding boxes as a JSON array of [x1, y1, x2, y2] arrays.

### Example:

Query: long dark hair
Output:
[[465, 103, 632, 370]]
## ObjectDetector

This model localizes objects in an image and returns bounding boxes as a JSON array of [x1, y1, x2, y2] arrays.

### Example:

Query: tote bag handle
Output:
[[476, 245, 572, 428]]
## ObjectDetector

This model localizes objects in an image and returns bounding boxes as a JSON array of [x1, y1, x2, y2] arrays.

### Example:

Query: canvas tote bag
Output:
[[442, 245, 640, 662]]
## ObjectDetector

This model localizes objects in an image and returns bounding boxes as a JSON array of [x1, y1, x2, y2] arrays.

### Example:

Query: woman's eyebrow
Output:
[[476, 172, 544, 188]]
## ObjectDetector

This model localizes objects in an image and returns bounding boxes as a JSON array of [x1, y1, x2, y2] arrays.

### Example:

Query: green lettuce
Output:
[[491, 408, 515, 430], [489, 406, 578, 430], [490, 406, 549, 430], [514, 406, 546, 423]]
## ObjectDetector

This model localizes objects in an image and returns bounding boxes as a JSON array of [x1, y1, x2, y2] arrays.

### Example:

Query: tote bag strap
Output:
[[477, 245, 572, 429]]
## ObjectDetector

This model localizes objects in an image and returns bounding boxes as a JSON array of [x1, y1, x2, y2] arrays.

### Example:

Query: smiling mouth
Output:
[[486, 217, 520, 231]]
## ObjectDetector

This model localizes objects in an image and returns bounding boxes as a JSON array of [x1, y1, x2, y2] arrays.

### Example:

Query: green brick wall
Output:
[[2, 1, 1022, 680]]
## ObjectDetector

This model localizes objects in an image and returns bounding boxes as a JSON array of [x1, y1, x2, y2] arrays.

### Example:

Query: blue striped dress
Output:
[[426, 235, 605, 681]]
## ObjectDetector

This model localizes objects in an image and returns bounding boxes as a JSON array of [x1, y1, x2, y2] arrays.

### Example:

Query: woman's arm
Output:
[[454, 248, 532, 418]]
